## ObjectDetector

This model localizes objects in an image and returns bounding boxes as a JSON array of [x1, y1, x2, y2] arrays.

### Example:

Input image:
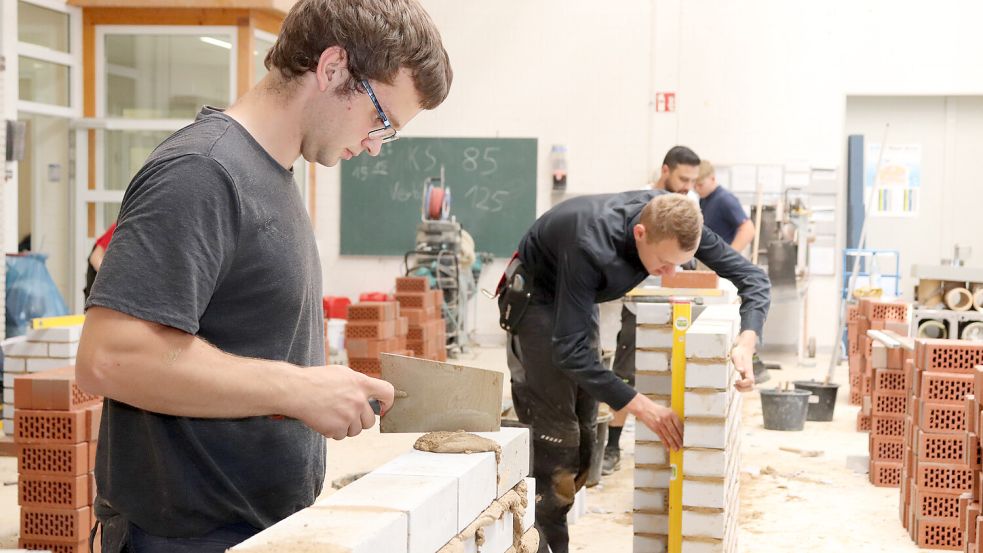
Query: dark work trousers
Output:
[[611, 304, 636, 389], [92, 506, 258, 553], [505, 301, 600, 553]]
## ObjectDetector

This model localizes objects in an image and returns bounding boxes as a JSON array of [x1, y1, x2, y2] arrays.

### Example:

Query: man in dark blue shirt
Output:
[[695, 160, 755, 254]]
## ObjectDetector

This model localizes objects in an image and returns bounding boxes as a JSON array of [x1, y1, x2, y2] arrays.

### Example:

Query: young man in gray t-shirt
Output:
[[77, 1, 452, 551]]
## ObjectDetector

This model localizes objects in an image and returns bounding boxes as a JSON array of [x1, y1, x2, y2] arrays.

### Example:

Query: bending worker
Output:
[[498, 191, 770, 553]]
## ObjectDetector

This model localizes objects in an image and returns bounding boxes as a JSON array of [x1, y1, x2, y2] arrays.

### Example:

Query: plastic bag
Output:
[[5, 253, 68, 337]]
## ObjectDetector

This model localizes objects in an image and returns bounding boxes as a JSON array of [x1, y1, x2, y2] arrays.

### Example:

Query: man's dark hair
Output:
[[662, 145, 701, 170], [265, 0, 452, 110]]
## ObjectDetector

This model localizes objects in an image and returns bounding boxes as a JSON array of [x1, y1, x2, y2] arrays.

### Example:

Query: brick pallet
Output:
[[632, 303, 741, 553], [13, 365, 102, 552], [846, 298, 910, 431], [394, 277, 447, 362]]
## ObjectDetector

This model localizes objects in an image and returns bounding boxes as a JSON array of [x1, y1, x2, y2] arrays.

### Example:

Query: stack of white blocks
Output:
[[232, 427, 536, 553], [632, 303, 742, 553], [1, 325, 81, 436]]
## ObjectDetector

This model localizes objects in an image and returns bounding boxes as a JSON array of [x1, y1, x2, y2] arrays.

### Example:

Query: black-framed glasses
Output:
[[361, 79, 399, 143]]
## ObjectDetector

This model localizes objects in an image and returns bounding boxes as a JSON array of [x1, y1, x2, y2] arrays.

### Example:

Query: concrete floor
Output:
[[0, 347, 954, 551]]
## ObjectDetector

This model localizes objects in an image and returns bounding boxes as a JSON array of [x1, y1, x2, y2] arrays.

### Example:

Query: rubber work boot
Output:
[[752, 354, 771, 385], [602, 447, 621, 475]]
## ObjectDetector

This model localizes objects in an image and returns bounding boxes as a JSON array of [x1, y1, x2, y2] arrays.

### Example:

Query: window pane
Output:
[[105, 130, 172, 190], [19, 56, 70, 106], [105, 34, 231, 119], [253, 35, 275, 85], [18, 1, 70, 53]]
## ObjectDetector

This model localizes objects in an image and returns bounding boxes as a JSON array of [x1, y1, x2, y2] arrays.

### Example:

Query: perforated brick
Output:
[[660, 270, 718, 289], [17, 540, 90, 553], [922, 372, 975, 404], [18, 474, 89, 509], [914, 488, 962, 519], [872, 414, 904, 437], [348, 357, 381, 377], [921, 340, 983, 373], [18, 442, 89, 476], [921, 402, 968, 434], [13, 367, 101, 411], [916, 462, 974, 493], [918, 432, 968, 463], [20, 506, 90, 542], [847, 304, 861, 322], [865, 300, 909, 322], [14, 409, 88, 444], [344, 320, 396, 340], [874, 369, 907, 393], [396, 276, 430, 292], [916, 517, 963, 550], [346, 302, 398, 321], [873, 392, 907, 415], [395, 292, 437, 311], [857, 412, 871, 432], [406, 320, 440, 341], [345, 337, 399, 359], [870, 460, 901, 487], [871, 435, 904, 461]]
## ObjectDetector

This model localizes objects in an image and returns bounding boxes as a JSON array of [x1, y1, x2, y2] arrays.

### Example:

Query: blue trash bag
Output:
[[5, 253, 68, 337]]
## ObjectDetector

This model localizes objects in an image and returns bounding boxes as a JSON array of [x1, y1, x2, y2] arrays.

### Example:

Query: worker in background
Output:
[[604, 145, 702, 476], [498, 192, 770, 553], [694, 160, 756, 255], [83, 222, 117, 301], [76, 1, 452, 551]]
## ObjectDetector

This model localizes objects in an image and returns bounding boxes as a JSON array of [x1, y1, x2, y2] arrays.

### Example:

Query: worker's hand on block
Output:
[[625, 393, 683, 451], [289, 366, 395, 441], [730, 330, 758, 392]]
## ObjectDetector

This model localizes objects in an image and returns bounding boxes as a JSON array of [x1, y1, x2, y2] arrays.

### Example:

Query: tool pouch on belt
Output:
[[498, 258, 534, 333]]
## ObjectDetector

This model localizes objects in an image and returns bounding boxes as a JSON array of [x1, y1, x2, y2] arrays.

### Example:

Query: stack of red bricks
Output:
[[959, 366, 983, 553], [896, 339, 983, 550], [344, 301, 410, 378], [13, 365, 102, 553], [848, 298, 910, 431], [867, 338, 909, 489], [394, 277, 447, 362]]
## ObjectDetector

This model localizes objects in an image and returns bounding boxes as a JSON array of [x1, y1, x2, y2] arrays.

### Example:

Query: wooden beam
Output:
[[84, 8, 248, 26], [237, 15, 255, 98]]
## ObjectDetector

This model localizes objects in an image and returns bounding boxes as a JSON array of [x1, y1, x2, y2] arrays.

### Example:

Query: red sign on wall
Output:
[[655, 92, 676, 113]]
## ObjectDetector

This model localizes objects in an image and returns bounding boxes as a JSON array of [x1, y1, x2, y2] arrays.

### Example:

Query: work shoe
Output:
[[602, 447, 621, 475], [752, 354, 771, 385]]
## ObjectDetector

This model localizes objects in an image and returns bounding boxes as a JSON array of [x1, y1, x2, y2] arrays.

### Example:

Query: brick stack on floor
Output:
[[632, 303, 741, 553], [344, 301, 410, 378], [848, 298, 910, 432], [896, 339, 983, 550], [394, 277, 447, 362], [867, 335, 909, 488], [14, 365, 102, 553], [3, 326, 83, 437], [960, 366, 983, 553]]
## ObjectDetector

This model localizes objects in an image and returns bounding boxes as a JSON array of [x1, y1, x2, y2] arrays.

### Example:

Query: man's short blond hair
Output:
[[640, 194, 703, 251], [698, 160, 715, 182]]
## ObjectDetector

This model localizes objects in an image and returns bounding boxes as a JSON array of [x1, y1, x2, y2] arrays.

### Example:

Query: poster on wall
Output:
[[864, 143, 920, 217]]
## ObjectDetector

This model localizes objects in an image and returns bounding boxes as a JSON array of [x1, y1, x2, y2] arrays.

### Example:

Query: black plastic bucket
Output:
[[793, 380, 841, 422], [760, 389, 811, 431]]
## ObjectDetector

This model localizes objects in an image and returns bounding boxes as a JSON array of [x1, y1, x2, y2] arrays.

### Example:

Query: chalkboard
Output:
[[340, 137, 537, 257]]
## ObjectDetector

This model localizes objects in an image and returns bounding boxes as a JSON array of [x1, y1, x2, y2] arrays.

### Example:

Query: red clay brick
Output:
[[872, 391, 907, 416], [916, 462, 974, 493], [348, 357, 381, 377], [344, 320, 396, 340], [856, 412, 871, 432], [395, 276, 430, 292], [20, 505, 91, 543], [916, 516, 963, 550], [18, 442, 89, 476], [395, 292, 437, 311], [85, 404, 102, 443], [864, 300, 909, 322], [18, 539, 93, 553], [966, 500, 980, 546], [13, 367, 101, 412], [920, 340, 983, 373], [401, 308, 437, 326], [917, 431, 968, 463], [870, 460, 901, 487], [18, 474, 89, 509], [397, 316, 408, 337], [874, 369, 907, 393], [872, 414, 904, 437], [922, 372, 975, 404], [920, 402, 968, 434], [912, 484, 962, 519], [870, 435, 904, 461], [346, 302, 398, 321], [407, 319, 441, 341], [14, 409, 89, 444], [88, 441, 96, 473], [660, 270, 719, 290], [345, 337, 400, 359]]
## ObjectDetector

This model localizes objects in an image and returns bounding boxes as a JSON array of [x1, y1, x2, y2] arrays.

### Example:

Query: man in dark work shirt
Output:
[[695, 160, 755, 254], [498, 191, 770, 553]]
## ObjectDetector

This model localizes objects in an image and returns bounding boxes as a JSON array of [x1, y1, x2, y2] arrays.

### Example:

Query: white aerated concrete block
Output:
[[3, 338, 47, 357], [636, 350, 670, 372], [636, 442, 668, 465], [2, 419, 12, 435], [682, 510, 725, 539], [2, 404, 12, 419], [637, 327, 674, 349], [318, 473, 457, 553], [683, 449, 727, 478], [456, 480, 534, 553], [636, 303, 671, 324], [3, 388, 12, 404], [685, 326, 731, 359], [634, 513, 668, 535], [523, 477, 535, 531], [686, 361, 731, 390], [637, 372, 671, 395], [474, 427, 530, 497], [683, 479, 725, 509], [634, 487, 668, 512], [27, 357, 74, 373], [48, 341, 79, 359], [27, 326, 82, 343], [682, 540, 724, 553], [230, 505, 408, 553], [4, 357, 26, 374], [683, 420, 727, 449], [375, 449, 497, 530], [635, 533, 668, 553], [635, 466, 671, 488], [871, 343, 887, 369], [566, 486, 587, 525], [684, 391, 729, 418]]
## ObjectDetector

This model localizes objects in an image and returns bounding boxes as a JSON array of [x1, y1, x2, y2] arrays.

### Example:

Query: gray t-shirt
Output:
[[87, 107, 325, 537]]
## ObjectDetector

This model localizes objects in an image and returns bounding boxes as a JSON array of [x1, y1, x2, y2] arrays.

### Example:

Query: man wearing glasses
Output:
[[77, 1, 452, 551]]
